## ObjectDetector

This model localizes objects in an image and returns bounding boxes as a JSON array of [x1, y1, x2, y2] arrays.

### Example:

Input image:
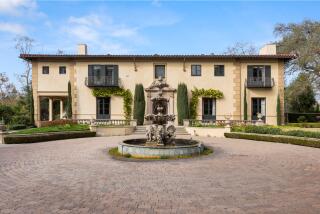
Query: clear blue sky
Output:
[[1, 0, 320, 88]]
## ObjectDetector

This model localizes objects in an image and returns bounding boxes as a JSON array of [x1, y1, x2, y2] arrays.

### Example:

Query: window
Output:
[[59, 66, 66, 74], [252, 98, 266, 122], [42, 66, 49, 74], [214, 65, 224, 76], [154, 65, 165, 79], [96, 97, 110, 119], [202, 98, 216, 120], [191, 65, 201, 76]]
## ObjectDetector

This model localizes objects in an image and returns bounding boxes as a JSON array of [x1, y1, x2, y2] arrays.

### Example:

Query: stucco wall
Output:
[[33, 58, 284, 125], [240, 60, 280, 125]]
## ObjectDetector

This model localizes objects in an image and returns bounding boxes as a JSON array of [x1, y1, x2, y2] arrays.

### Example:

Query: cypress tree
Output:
[[177, 83, 189, 125], [67, 81, 72, 119], [244, 87, 248, 120], [277, 94, 281, 125], [30, 86, 34, 126], [133, 84, 145, 125]]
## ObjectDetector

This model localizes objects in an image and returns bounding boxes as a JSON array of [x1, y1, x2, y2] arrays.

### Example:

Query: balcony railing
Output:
[[246, 77, 274, 88], [85, 76, 118, 87]]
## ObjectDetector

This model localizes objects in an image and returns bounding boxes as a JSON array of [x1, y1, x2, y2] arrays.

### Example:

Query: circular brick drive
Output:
[[0, 136, 320, 213]]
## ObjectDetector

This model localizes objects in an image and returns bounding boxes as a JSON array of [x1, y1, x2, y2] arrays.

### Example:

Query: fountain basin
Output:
[[118, 138, 204, 157]]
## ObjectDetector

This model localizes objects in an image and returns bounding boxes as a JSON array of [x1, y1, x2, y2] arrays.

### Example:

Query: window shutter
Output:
[[247, 66, 253, 79], [113, 65, 119, 86], [265, 65, 271, 78], [88, 65, 94, 76]]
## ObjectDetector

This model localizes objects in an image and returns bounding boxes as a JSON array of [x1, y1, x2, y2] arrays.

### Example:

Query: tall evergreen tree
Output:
[[243, 87, 248, 120], [133, 84, 145, 125], [30, 86, 34, 125], [177, 83, 189, 125], [66, 81, 72, 118], [277, 94, 281, 125]]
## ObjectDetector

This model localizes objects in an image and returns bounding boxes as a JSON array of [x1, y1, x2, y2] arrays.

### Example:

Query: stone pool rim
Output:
[[118, 138, 204, 157]]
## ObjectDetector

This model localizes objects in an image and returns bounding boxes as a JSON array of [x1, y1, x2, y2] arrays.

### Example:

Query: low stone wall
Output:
[[90, 126, 135, 137], [185, 127, 230, 138]]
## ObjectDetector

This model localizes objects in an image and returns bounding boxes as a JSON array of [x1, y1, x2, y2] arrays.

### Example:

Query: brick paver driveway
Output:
[[0, 136, 320, 214]]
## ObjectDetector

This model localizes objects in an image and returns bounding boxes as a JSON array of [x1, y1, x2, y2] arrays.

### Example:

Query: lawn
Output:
[[13, 124, 90, 135]]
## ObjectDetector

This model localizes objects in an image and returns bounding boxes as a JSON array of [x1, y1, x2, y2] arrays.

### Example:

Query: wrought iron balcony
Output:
[[246, 77, 274, 88], [85, 76, 119, 87]]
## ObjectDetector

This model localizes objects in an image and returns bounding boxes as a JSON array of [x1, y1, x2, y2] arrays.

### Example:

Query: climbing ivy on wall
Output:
[[189, 88, 223, 119], [92, 87, 133, 120]]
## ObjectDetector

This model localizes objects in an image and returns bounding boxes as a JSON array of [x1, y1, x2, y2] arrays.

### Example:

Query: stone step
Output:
[[133, 126, 190, 135]]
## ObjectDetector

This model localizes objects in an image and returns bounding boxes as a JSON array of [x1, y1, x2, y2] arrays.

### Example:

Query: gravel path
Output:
[[0, 136, 319, 214]]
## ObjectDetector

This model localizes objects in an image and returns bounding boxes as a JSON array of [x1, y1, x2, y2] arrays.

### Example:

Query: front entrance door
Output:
[[202, 98, 216, 120], [96, 97, 110, 119], [252, 98, 266, 121]]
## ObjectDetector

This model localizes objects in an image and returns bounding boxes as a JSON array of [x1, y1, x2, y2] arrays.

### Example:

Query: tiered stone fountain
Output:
[[118, 78, 204, 158]]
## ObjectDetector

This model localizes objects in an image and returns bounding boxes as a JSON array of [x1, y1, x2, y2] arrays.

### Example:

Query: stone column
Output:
[[60, 99, 64, 119], [49, 98, 53, 121]]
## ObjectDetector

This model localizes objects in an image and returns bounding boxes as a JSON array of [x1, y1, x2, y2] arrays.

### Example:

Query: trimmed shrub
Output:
[[243, 125, 282, 135], [39, 119, 77, 127], [0, 105, 15, 124], [277, 94, 281, 125], [133, 84, 145, 125], [287, 123, 320, 128], [177, 83, 189, 125], [30, 86, 35, 126], [297, 116, 307, 123], [5, 131, 96, 144], [244, 87, 248, 120], [11, 115, 30, 126], [9, 124, 27, 130], [232, 125, 320, 139], [66, 81, 72, 119], [225, 132, 320, 148], [287, 113, 320, 123]]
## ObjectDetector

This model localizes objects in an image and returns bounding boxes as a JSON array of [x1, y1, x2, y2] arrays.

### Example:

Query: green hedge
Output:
[[225, 132, 320, 148], [232, 125, 320, 139], [287, 123, 320, 128], [5, 131, 96, 144]]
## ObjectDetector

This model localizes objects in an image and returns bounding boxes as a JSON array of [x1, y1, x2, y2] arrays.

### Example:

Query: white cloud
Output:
[[109, 26, 138, 38], [0, 0, 37, 16], [68, 14, 102, 27], [65, 25, 99, 42], [0, 22, 25, 34]]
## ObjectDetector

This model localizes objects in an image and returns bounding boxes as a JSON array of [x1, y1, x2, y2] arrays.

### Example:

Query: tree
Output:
[[277, 95, 281, 125], [224, 42, 258, 55], [0, 73, 18, 105], [274, 20, 320, 90], [66, 81, 72, 118], [285, 73, 316, 113], [15, 36, 34, 91], [133, 84, 145, 125], [177, 83, 189, 125], [15, 36, 35, 125], [243, 87, 248, 120]]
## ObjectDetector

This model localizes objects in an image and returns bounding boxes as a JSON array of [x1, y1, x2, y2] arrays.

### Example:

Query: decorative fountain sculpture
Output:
[[145, 77, 176, 146], [118, 77, 204, 158]]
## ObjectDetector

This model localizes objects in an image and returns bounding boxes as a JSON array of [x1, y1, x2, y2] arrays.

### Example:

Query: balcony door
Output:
[[202, 98, 216, 120], [252, 98, 266, 121], [247, 65, 271, 87], [96, 97, 110, 119], [88, 65, 118, 86]]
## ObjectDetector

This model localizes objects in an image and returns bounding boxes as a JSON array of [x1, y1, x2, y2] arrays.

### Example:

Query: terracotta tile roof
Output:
[[20, 53, 295, 61]]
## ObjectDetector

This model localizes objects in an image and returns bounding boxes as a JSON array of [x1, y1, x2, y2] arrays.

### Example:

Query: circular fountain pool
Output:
[[118, 138, 204, 158]]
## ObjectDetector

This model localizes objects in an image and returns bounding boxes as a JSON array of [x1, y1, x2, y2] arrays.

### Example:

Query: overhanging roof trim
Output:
[[20, 53, 295, 60]]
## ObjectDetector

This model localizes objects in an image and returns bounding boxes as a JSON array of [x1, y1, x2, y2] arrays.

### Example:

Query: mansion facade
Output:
[[21, 44, 293, 126]]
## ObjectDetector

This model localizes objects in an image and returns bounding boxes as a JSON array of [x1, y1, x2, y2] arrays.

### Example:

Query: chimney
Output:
[[259, 44, 277, 55], [77, 44, 87, 55]]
